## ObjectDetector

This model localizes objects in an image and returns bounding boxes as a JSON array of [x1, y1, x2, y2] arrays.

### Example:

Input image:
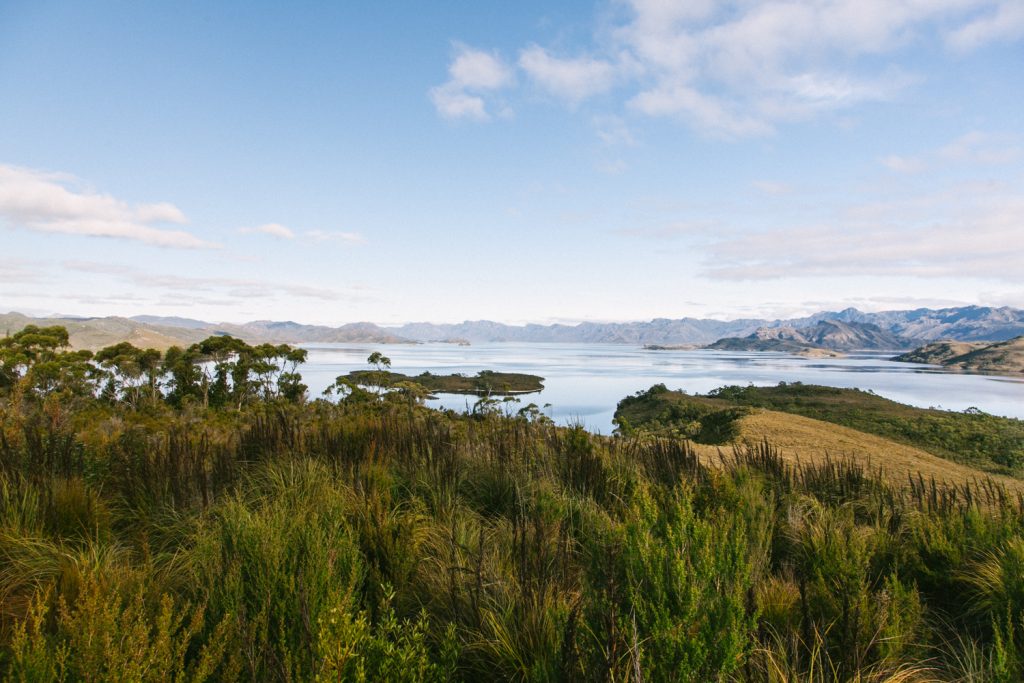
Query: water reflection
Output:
[[299, 343, 1023, 433]]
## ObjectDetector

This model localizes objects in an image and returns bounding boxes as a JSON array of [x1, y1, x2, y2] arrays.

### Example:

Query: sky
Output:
[[1, 0, 1022, 326]]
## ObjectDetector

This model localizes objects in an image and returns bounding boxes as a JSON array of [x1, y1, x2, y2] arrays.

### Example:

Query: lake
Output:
[[298, 342, 1024, 434]]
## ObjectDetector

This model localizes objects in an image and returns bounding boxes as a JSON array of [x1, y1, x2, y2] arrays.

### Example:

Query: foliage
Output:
[[613, 383, 748, 443], [334, 369, 544, 396], [615, 381, 1024, 474], [0, 324, 1022, 681], [707, 382, 1024, 473]]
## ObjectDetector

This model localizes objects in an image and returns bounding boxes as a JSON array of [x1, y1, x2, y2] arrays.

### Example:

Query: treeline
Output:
[[1, 325, 1023, 681], [0, 324, 308, 409]]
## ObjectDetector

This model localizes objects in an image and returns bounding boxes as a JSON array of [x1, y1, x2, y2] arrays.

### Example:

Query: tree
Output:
[[163, 345, 203, 407], [187, 335, 249, 408], [0, 325, 72, 390], [93, 342, 163, 408], [0, 325, 95, 399], [245, 343, 308, 403], [366, 352, 392, 400]]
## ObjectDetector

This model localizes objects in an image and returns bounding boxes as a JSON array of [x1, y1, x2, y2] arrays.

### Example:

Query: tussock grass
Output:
[[2, 380, 1023, 679]]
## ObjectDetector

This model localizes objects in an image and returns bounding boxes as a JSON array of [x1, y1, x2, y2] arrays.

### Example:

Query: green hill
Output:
[[615, 382, 1024, 476]]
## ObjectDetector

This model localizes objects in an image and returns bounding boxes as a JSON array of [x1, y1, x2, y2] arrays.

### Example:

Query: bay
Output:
[[299, 342, 1024, 434]]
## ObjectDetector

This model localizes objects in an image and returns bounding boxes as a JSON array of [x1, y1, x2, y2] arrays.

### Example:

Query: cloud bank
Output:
[[0, 164, 215, 248], [431, 0, 1023, 136]]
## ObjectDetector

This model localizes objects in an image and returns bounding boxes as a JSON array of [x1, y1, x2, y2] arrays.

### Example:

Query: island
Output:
[[642, 343, 701, 350], [705, 337, 845, 357], [334, 369, 544, 395]]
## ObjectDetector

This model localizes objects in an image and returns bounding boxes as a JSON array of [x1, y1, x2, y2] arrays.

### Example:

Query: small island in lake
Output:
[[335, 369, 544, 395], [642, 343, 701, 351]]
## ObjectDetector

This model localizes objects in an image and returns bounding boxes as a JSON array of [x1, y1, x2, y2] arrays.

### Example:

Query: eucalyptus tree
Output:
[[93, 342, 163, 408], [366, 351, 392, 400], [0, 325, 95, 399], [240, 343, 309, 403], [188, 335, 249, 408]]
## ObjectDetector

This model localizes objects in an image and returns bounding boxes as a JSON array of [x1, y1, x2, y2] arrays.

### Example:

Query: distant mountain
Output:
[[130, 315, 210, 330], [6, 304, 1023, 350], [793, 306, 1024, 342], [391, 306, 1024, 345], [1, 312, 208, 351], [709, 320, 914, 352], [894, 336, 1024, 374], [223, 320, 409, 344], [392, 318, 768, 345], [2, 313, 410, 350]]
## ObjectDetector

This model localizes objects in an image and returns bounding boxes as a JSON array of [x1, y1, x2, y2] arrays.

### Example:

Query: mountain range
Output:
[[2, 305, 1023, 351], [390, 306, 1024, 345]]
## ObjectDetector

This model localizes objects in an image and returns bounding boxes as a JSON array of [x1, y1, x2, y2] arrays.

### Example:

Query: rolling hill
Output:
[[894, 336, 1024, 374]]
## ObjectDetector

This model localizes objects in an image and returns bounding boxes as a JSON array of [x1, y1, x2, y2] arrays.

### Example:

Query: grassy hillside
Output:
[[2, 326, 1024, 681], [615, 382, 1024, 476]]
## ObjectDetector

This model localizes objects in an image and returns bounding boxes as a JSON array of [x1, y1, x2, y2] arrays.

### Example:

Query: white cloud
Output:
[[702, 183, 1024, 281], [938, 131, 1022, 164], [237, 224, 364, 245], [615, 0, 949, 134], [518, 46, 617, 103], [628, 83, 771, 138], [0, 163, 215, 249], [593, 115, 636, 146], [946, 0, 1024, 51], [880, 130, 1020, 173], [449, 45, 514, 89], [439, 0, 1021, 136], [430, 44, 513, 121], [63, 260, 360, 302], [429, 86, 489, 120], [240, 222, 296, 239]]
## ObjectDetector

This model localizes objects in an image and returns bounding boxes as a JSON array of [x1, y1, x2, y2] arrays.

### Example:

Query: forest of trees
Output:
[[1, 324, 1022, 681]]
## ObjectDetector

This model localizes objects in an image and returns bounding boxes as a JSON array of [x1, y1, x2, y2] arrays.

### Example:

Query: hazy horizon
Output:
[[2, 2, 1022, 325]]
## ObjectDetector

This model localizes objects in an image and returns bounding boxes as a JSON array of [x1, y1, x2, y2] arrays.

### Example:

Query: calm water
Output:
[[299, 343, 1024, 434]]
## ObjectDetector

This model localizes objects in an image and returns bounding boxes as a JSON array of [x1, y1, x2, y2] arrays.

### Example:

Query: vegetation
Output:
[[615, 382, 1024, 475], [614, 383, 750, 444], [333, 368, 544, 396], [1, 325, 1023, 681]]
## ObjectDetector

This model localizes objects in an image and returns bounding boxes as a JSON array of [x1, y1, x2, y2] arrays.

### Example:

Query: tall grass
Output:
[[1, 392, 1022, 680]]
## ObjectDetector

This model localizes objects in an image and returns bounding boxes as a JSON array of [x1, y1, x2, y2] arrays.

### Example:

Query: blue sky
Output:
[[1, 0, 1022, 325]]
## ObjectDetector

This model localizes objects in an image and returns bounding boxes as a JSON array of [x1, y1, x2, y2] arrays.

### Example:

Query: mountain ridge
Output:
[[3, 305, 1022, 350], [708, 319, 914, 352]]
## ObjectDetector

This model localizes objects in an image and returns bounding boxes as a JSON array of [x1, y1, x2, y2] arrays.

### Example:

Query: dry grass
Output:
[[686, 408, 1024, 492]]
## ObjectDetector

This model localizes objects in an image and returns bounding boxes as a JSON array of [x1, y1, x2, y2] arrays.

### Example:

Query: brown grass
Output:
[[688, 408, 1024, 492]]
